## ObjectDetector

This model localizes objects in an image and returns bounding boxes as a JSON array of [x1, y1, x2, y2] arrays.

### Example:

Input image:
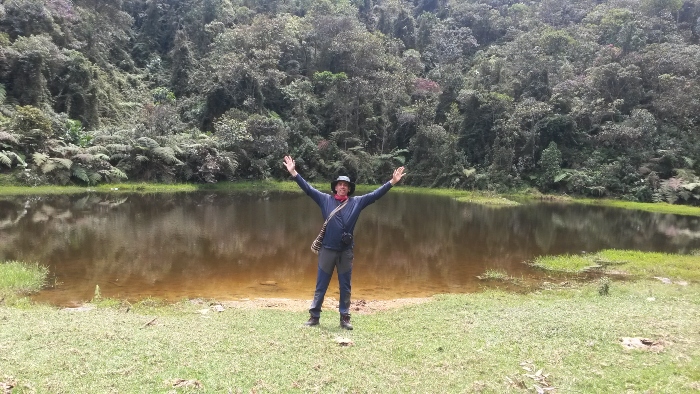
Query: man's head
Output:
[[331, 175, 356, 196]]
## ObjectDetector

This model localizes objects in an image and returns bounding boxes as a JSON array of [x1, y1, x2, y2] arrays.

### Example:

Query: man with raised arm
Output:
[[283, 155, 405, 330]]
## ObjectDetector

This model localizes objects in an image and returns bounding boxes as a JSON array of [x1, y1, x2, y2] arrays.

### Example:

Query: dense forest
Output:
[[0, 0, 699, 203]]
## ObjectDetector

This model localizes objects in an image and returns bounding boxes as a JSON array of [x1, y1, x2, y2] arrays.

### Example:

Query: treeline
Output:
[[1, 0, 700, 204]]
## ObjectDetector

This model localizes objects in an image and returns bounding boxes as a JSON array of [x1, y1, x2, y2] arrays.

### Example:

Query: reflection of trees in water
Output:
[[461, 203, 699, 257], [0, 193, 310, 285], [358, 194, 466, 283], [2, 193, 700, 296], [354, 197, 700, 283], [0, 194, 129, 267], [0, 200, 29, 230]]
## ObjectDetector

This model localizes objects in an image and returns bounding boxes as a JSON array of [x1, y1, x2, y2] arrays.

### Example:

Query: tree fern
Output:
[[39, 157, 73, 175], [220, 152, 239, 175], [105, 167, 127, 181], [94, 153, 110, 161], [136, 155, 150, 162], [88, 170, 103, 184], [75, 153, 95, 163], [182, 166, 195, 180], [0, 150, 26, 167], [40, 160, 57, 174], [106, 144, 131, 153], [110, 153, 128, 161], [86, 146, 109, 155], [0, 131, 19, 146], [154, 147, 182, 165], [72, 166, 89, 183], [32, 152, 49, 167], [55, 171, 70, 185], [54, 158, 73, 170], [136, 137, 160, 149], [56, 146, 81, 156], [0, 152, 11, 167], [380, 148, 409, 165]]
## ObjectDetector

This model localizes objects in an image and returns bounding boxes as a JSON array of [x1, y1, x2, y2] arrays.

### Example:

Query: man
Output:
[[283, 156, 405, 329]]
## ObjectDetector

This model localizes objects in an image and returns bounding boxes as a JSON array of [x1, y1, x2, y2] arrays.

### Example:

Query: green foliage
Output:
[[0, 260, 48, 296], [313, 71, 348, 88], [477, 269, 509, 280], [540, 28, 575, 55], [533, 249, 700, 281], [653, 175, 700, 205], [214, 113, 252, 149], [12, 106, 54, 141], [531, 254, 594, 272], [64, 119, 93, 147], [0, 0, 696, 204], [0, 150, 26, 168], [151, 87, 176, 105], [641, 0, 683, 15], [407, 124, 467, 188], [598, 276, 610, 296], [537, 141, 562, 190]]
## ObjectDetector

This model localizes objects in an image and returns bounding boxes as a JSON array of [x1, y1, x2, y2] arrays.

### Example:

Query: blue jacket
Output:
[[294, 174, 393, 251]]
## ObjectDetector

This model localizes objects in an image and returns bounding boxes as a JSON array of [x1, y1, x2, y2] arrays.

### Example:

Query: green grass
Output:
[[531, 254, 601, 273], [531, 250, 700, 281], [0, 181, 303, 195], [1, 253, 699, 392], [575, 198, 700, 217], [478, 268, 511, 280], [0, 261, 48, 297], [0, 281, 698, 393]]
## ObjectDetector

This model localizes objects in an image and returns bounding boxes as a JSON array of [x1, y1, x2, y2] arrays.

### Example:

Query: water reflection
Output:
[[1, 192, 699, 306]]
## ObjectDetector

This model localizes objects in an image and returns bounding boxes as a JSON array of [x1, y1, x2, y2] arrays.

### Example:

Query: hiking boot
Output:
[[304, 316, 320, 326], [340, 314, 353, 330]]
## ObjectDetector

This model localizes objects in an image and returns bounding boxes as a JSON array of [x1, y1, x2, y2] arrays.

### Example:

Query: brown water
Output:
[[1, 191, 700, 306]]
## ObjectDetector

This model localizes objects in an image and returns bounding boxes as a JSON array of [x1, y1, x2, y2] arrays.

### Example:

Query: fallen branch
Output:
[[141, 317, 157, 328]]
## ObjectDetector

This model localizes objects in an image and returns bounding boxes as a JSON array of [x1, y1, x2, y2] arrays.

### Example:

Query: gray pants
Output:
[[309, 247, 353, 318]]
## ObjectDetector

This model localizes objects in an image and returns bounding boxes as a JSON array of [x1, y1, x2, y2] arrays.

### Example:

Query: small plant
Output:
[[0, 261, 48, 296], [65, 119, 93, 147], [93, 284, 102, 301], [478, 269, 510, 281], [598, 276, 610, 296]]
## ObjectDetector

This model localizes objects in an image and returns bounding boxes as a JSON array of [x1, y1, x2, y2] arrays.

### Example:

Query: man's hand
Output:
[[390, 166, 405, 185], [283, 156, 298, 177]]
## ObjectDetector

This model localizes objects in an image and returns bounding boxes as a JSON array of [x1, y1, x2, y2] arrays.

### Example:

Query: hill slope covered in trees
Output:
[[1, 0, 700, 204]]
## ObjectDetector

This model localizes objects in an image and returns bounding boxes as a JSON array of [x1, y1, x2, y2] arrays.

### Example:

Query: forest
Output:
[[0, 0, 699, 204]]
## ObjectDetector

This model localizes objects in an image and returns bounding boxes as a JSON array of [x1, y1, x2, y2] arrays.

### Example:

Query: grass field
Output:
[[1, 257, 699, 393]]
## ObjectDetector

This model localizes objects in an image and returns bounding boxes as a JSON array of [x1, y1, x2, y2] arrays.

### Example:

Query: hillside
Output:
[[1, 0, 699, 204]]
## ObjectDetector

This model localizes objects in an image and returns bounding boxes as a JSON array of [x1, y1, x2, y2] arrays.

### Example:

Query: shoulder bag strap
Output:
[[326, 199, 348, 223], [311, 200, 348, 253]]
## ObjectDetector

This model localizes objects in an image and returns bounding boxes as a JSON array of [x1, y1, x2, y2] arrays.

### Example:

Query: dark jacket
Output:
[[294, 174, 393, 251]]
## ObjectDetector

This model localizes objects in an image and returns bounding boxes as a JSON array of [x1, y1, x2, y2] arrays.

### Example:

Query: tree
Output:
[[537, 141, 562, 190]]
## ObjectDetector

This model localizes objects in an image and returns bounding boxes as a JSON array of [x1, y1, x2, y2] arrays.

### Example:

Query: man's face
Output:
[[335, 181, 350, 196]]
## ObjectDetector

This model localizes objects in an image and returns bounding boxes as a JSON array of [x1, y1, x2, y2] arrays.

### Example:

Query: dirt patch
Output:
[[218, 297, 431, 314], [1, 377, 16, 394], [620, 337, 665, 352]]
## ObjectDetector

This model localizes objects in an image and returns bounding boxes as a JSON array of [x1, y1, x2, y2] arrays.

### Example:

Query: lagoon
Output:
[[1, 191, 699, 306]]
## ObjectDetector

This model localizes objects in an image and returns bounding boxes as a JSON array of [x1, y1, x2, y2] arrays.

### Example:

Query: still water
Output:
[[1, 191, 700, 306]]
